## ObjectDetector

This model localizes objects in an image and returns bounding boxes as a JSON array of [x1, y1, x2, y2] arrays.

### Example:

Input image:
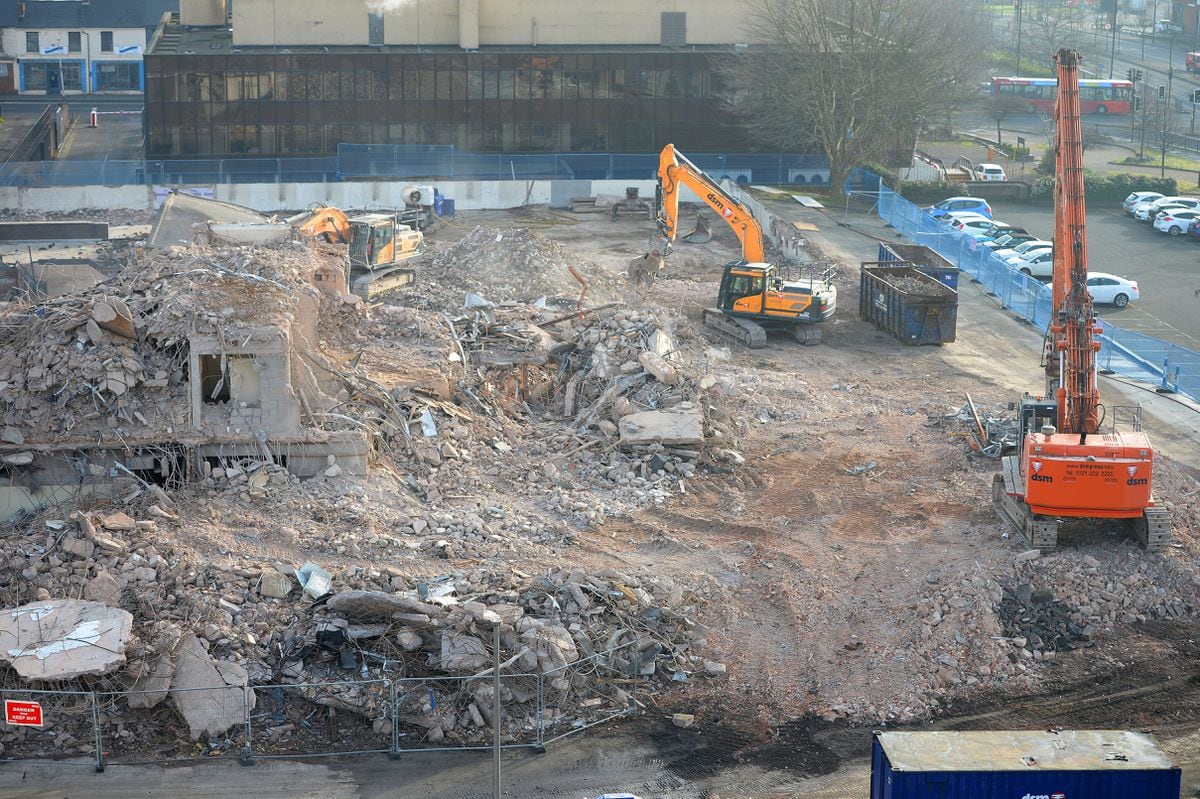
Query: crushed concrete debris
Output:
[[0, 600, 133, 680]]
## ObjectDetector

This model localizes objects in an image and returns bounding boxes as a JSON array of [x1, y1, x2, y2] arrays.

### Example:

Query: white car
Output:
[[1134, 196, 1200, 221], [1123, 191, 1163, 214], [948, 214, 1008, 239], [1152, 208, 1200, 235], [995, 239, 1051, 260], [1009, 248, 1054, 278], [973, 162, 1007, 181], [1087, 272, 1139, 307]]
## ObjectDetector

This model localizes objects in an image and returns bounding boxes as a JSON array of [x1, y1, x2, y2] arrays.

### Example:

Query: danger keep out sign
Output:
[[5, 700, 44, 727]]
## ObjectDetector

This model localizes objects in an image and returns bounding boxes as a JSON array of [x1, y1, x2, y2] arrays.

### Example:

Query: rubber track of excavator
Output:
[[702, 308, 767, 348]]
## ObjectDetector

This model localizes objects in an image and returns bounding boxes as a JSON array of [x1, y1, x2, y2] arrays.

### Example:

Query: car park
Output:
[[1152, 208, 1200, 235], [925, 196, 993, 219], [973, 162, 1007, 181], [1134, 196, 1200, 221], [1123, 191, 1164, 214], [1008, 248, 1054, 278], [1087, 272, 1139, 307], [994, 239, 1051, 259]]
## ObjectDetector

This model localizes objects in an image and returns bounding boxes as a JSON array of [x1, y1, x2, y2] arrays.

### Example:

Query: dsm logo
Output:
[[1021, 793, 1065, 799]]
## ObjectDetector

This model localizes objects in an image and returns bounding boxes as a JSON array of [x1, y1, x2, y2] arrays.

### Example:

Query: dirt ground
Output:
[[4, 198, 1200, 798]]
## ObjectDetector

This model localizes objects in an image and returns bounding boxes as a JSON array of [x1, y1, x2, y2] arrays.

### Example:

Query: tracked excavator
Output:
[[992, 49, 1170, 551], [654, 144, 836, 347], [289, 206, 425, 299]]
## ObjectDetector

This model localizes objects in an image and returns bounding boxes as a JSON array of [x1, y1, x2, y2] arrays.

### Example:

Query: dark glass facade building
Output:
[[144, 31, 748, 158]]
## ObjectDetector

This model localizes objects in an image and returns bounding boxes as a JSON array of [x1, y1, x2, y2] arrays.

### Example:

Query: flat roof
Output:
[[149, 23, 742, 57], [876, 731, 1177, 772]]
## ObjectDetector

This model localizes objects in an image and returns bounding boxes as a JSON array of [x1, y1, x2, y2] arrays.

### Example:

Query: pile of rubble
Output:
[[0, 241, 337, 444], [0, 501, 713, 753], [816, 542, 1200, 725], [409, 225, 627, 311]]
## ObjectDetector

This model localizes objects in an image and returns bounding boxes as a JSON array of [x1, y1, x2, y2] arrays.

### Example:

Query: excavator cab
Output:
[[717, 264, 769, 314], [346, 214, 423, 273]]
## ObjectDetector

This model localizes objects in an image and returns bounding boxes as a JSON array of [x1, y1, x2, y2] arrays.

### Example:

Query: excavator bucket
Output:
[[681, 213, 712, 244]]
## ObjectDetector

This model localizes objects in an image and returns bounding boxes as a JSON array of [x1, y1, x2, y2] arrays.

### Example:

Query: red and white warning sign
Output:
[[5, 700, 44, 727]]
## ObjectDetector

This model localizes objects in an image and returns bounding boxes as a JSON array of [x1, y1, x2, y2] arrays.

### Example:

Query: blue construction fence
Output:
[[0, 145, 834, 188], [875, 183, 1200, 403]]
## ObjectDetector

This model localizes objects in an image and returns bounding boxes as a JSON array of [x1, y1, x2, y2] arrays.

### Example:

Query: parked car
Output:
[[984, 230, 1036, 250], [925, 196, 993, 219], [1186, 218, 1200, 240], [994, 239, 1051, 259], [1009, 248, 1054, 279], [1123, 191, 1164, 214], [1087, 272, 1139, 307], [1152, 208, 1200, 235], [1134, 196, 1200, 221], [948, 214, 1009, 239], [973, 162, 1007, 181]]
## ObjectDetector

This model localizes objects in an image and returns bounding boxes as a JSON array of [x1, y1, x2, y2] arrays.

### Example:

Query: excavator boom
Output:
[[993, 49, 1168, 552], [656, 144, 766, 262]]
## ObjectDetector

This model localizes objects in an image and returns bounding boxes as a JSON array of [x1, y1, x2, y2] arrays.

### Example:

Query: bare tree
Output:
[[723, 0, 989, 196], [1018, 2, 1090, 72], [984, 93, 1032, 148]]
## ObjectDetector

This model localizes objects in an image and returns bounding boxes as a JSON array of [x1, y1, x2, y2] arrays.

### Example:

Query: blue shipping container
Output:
[[877, 242, 959, 290], [871, 730, 1181, 799]]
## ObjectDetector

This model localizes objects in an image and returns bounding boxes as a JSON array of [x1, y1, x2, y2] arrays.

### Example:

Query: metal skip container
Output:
[[870, 730, 1182, 799], [877, 241, 960, 290], [859, 263, 958, 345]]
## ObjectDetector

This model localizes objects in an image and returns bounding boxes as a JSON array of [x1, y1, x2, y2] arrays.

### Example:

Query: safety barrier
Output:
[[0, 641, 640, 771], [0, 147, 834, 188], [875, 184, 1199, 401]]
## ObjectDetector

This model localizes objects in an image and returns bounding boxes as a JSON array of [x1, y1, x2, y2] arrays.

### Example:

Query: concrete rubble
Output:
[[0, 600, 133, 680], [0, 210, 1194, 760]]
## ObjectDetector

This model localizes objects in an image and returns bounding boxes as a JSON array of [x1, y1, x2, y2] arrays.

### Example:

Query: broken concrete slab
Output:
[[618, 410, 704, 447], [258, 571, 293, 599], [638, 351, 679, 385], [326, 590, 445, 621], [0, 600, 133, 680], [439, 631, 490, 672], [127, 654, 176, 709], [170, 633, 254, 740], [83, 572, 122, 605], [101, 511, 136, 532]]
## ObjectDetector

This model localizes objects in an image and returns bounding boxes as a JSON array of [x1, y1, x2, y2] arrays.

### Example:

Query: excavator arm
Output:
[[656, 143, 766, 262], [291, 205, 352, 244], [1049, 49, 1101, 435]]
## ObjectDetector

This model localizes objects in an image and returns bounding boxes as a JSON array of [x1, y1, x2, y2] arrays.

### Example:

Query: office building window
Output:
[[69, 32, 81, 52], [661, 13, 686, 46], [369, 13, 384, 46], [26, 32, 39, 53], [101, 31, 113, 52], [95, 62, 142, 91]]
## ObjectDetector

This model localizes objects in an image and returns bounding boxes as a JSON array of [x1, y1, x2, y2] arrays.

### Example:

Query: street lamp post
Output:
[[1108, 5, 1119, 79], [1014, 0, 1023, 75]]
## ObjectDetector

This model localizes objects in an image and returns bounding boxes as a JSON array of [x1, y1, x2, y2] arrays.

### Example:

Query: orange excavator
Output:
[[993, 49, 1170, 551], [654, 144, 836, 346], [289, 206, 425, 298]]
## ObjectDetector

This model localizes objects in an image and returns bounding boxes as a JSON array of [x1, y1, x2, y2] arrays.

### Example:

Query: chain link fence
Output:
[[0, 643, 640, 772], [876, 183, 1200, 401]]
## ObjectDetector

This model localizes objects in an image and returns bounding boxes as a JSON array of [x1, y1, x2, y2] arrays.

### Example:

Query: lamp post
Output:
[[1014, 0, 1023, 75], [1108, 4, 1119, 79], [81, 31, 90, 93]]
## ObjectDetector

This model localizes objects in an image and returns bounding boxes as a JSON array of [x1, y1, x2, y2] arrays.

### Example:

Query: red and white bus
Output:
[[991, 76, 1134, 114]]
